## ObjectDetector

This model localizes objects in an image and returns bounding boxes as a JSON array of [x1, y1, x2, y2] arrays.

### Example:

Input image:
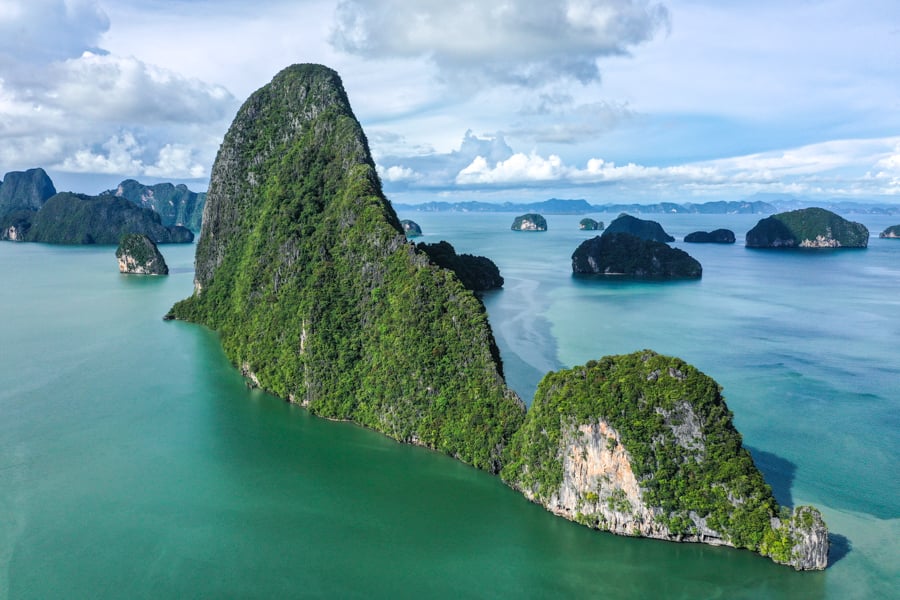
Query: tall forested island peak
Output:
[[167, 64, 524, 471]]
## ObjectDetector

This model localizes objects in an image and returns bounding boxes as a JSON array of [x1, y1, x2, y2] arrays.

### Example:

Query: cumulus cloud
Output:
[[0, 0, 234, 181], [330, 0, 670, 85], [452, 135, 900, 196]]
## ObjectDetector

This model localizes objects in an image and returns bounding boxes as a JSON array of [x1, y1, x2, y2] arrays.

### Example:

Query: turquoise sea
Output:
[[1, 212, 897, 598]]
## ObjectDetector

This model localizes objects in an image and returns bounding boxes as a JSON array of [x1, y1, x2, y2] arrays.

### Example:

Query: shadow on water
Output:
[[747, 447, 796, 508], [828, 533, 852, 566]]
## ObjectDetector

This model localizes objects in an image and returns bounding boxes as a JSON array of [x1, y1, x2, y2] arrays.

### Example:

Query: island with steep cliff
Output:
[[572, 233, 702, 279], [105, 179, 206, 232], [511, 213, 547, 231], [501, 351, 827, 570], [165, 63, 827, 570], [746, 208, 868, 248], [117, 233, 169, 275], [400, 219, 422, 237], [880, 225, 900, 239], [579, 218, 603, 231]]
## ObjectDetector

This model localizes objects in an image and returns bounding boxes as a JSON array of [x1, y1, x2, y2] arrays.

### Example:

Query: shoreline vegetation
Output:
[[166, 64, 829, 570]]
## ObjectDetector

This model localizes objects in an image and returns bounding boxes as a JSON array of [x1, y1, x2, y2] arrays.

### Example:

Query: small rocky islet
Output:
[[164, 63, 826, 570], [511, 213, 547, 231], [684, 229, 736, 243], [400, 219, 422, 237], [116, 233, 169, 275], [579, 218, 603, 231], [879, 225, 900, 238]]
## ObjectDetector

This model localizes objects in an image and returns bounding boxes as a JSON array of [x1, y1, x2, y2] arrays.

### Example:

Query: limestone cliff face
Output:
[[502, 350, 828, 570], [116, 233, 169, 275]]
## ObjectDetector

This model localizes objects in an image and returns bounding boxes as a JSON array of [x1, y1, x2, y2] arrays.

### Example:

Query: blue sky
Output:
[[1, 0, 898, 203]]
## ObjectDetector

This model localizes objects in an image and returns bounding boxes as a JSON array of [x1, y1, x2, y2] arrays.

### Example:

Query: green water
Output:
[[1, 213, 897, 598]]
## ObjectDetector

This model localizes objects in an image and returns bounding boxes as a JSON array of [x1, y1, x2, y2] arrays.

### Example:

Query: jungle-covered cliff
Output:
[[167, 64, 524, 472]]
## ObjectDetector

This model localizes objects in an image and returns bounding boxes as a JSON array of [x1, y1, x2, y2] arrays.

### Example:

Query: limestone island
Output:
[[511, 213, 547, 231], [572, 233, 702, 279], [0, 169, 195, 245], [579, 218, 603, 231], [684, 229, 735, 244], [116, 233, 169, 275], [400, 219, 422, 237], [416, 240, 503, 291], [746, 208, 868, 248], [879, 225, 900, 239], [604, 213, 674, 242], [165, 63, 826, 570]]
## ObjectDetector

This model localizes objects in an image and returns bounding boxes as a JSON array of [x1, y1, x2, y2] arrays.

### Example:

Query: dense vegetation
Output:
[[21, 193, 193, 245], [400, 219, 422, 237], [603, 214, 674, 242], [501, 351, 779, 550], [684, 229, 735, 243], [116, 233, 169, 274], [879, 224, 900, 238], [746, 207, 868, 248], [416, 240, 504, 291], [511, 213, 547, 231], [572, 233, 702, 279], [106, 179, 206, 232], [167, 64, 524, 472], [0, 168, 56, 219], [579, 218, 603, 230]]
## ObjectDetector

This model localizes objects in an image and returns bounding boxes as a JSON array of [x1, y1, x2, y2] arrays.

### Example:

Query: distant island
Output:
[[511, 213, 547, 231], [684, 229, 736, 243], [164, 64, 827, 570], [880, 225, 900, 238], [400, 219, 422, 237], [579, 218, 603, 230], [0, 169, 199, 244], [104, 179, 206, 233], [746, 208, 868, 248], [572, 233, 702, 279], [117, 233, 169, 275]]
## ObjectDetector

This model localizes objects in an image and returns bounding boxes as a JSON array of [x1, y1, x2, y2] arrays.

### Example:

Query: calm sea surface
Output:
[[1, 212, 897, 598]]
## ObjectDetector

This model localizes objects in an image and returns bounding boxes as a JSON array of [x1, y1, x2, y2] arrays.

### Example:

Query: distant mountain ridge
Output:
[[394, 198, 777, 214]]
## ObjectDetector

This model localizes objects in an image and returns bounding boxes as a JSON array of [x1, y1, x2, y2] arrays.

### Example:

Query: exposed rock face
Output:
[[400, 219, 422, 237], [746, 208, 868, 248], [0, 210, 35, 241], [116, 233, 169, 275], [572, 233, 702, 279], [684, 229, 736, 243], [579, 218, 603, 231], [0, 168, 57, 219], [416, 240, 503, 291], [879, 225, 900, 238], [167, 64, 524, 472], [511, 213, 547, 231], [501, 350, 828, 570], [603, 213, 674, 242], [107, 179, 206, 232]]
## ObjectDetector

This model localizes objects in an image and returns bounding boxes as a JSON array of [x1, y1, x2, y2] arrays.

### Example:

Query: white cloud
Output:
[[0, 0, 233, 182], [377, 164, 419, 182], [331, 0, 669, 85], [452, 135, 900, 197]]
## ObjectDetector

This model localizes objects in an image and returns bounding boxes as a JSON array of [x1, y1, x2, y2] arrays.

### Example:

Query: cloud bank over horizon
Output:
[[0, 0, 898, 202]]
